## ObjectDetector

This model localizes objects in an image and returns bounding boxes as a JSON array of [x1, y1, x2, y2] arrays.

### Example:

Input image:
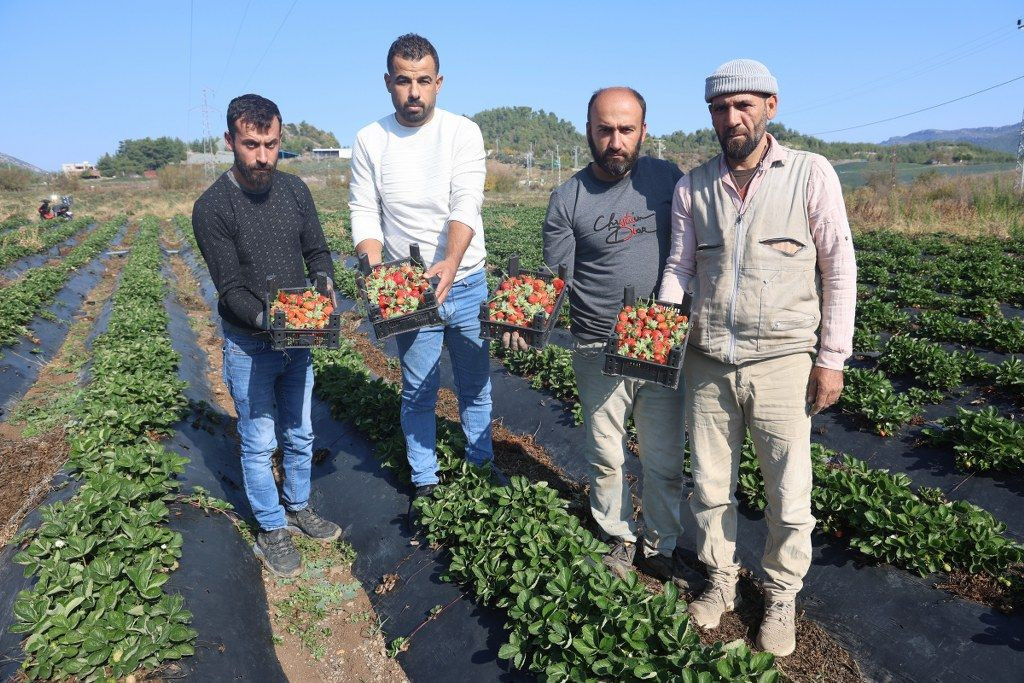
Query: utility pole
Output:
[[201, 88, 215, 181], [656, 138, 664, 160], [526, 145, 533, 185], [889, 147, 898, 192], [573, 145, 579, 168], [556, 143, 561, 185], [1017, 20, 1023, 192], [1016, 107, 1024, 193]]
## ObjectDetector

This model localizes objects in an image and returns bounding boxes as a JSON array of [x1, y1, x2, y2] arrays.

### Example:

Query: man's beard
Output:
[[718, 113, 767, 161], [234, 153, 275, 193], [587, 131, 642, 178], [399, 98, 433, 125]]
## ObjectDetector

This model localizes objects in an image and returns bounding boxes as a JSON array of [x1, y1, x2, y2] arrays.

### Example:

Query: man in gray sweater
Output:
[[542, 87, 696, 587]]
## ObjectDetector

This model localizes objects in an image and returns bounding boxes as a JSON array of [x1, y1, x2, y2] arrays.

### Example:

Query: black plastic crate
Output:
[[355, 244, 443, 341], [602, 286, 692, 389], [479, 256, 569, 350], [266, 274, 341, 350]]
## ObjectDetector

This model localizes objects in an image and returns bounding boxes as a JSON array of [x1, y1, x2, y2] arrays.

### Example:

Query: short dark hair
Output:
[[587, 87, 647, 124], [226, 94, 281, 139], [387, 33, 439, 73]]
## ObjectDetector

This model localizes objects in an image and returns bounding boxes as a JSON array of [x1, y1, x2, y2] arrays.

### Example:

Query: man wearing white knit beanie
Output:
[[659, 59, 857, 657]]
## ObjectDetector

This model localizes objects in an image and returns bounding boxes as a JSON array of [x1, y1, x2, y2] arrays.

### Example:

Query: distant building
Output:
[[62, 161, 97, 176], [185, 150, 235, 165], [311, 147, 352, 160]]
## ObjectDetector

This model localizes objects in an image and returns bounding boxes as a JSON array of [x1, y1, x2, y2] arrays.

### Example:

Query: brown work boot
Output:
[[687, 577, 737, 629], [756, 599, 796, 657]]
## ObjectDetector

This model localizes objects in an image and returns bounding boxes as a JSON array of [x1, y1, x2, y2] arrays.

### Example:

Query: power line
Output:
[[184, 0, 194, 143], [787, 23, 1014, 117], [809, 74, 1024, 136], [216, 0, 252, 98], [241, 0, 299, 91]]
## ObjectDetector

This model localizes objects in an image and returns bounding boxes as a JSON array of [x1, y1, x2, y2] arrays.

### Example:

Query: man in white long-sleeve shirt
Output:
[[349, 33, 496, 503]]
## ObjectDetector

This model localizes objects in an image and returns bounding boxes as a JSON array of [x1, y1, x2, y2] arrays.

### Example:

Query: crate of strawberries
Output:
[[266, 274, 341, 350], [479, 255, 569, 350], [602, 286, 692, 389], [355, 244, 442, 341]]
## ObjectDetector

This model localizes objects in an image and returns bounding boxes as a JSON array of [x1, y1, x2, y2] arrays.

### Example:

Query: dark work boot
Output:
[[254, 528, 302, 578], [285, 507, 342, 542]]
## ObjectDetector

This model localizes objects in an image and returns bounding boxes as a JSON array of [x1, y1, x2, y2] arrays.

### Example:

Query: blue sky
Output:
[[2, 0, 1022, 170]]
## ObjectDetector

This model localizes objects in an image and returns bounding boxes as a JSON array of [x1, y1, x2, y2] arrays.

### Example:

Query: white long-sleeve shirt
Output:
[[348, 108, 487, 279]]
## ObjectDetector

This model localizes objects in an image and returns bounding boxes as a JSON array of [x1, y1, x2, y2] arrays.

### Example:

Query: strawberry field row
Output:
[[0, 216, 124, 350], [0, 216, 93, 269], [491, 332, 1024, 602], [9, 217, 195, 681], [311, 340, 779, 682]]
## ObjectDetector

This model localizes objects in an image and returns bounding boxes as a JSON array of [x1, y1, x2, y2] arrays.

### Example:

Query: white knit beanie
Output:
[[705, 59, 778, 102]]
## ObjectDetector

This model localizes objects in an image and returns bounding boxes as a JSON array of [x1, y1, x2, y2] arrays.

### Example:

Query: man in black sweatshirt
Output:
[[192, 94, 340, 578]]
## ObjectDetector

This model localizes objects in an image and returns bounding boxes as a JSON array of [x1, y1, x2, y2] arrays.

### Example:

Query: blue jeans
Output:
[[222, 325, 314, 531], [395, 269, 493, 486]]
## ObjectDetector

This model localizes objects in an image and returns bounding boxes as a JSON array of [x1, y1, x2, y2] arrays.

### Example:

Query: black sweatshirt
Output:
[[191, 170, 334, 332]]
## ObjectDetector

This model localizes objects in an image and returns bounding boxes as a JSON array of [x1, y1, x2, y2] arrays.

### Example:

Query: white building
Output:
[[311, 147, 352, 160], [62, 161, 96, 176]]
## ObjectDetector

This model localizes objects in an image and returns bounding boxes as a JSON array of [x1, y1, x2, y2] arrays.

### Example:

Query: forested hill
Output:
[[472, 107, 586, 156], [471, 107, 1014, 166]]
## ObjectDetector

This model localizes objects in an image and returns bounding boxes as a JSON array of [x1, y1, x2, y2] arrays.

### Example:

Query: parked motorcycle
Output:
[[38, 196, 73, 221]]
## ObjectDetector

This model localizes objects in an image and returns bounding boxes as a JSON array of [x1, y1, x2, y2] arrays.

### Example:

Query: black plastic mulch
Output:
[[458, 333, 1024, 683], [166, 247, 527, 681], [0, 224, 127, 421]]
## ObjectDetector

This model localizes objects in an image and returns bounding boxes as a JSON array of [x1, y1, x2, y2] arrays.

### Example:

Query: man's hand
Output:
[[425, 258, 459, 305], [806, 366, 844, 415], [501, 331, 531, 352]]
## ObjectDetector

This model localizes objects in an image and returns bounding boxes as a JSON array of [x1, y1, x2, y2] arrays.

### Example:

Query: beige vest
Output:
[[689, 147, 820, 365]]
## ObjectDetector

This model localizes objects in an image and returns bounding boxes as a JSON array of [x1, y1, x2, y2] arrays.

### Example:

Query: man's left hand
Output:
[[425, 258, 458, 305], [806, 366, 844, 415]]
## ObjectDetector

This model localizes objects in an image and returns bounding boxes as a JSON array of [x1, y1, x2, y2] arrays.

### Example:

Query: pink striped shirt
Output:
[[659, 134, 857, 370]]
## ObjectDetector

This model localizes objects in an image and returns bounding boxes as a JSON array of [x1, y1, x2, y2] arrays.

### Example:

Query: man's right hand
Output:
[[501, 331, 532, 352]]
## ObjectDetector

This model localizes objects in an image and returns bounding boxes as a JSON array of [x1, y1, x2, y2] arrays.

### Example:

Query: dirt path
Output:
[[342, 316, 863, 683], [0, 224, 137, 546], [165, 227, 406, 683]]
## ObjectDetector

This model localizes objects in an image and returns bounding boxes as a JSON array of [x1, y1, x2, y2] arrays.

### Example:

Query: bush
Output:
[[157, 164, 205, 191], [0, 166, 35, 191], [486, 160, 519, 193]]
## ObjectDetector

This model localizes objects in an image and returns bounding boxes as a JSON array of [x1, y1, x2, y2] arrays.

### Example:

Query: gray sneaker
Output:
[[602, 539, 637, 580], [254, 528, 302, 578], [756, 599, 797, 657], [285, 507, 341, 542], [687, 577, 738, 629]]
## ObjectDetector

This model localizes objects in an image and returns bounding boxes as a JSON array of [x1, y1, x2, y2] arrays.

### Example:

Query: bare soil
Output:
[[167, 242, 406, 682]]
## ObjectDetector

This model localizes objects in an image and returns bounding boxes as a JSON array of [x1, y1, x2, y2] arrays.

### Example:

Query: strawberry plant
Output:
[[0, 215, 92, 268], [838, 368, 922, 436], [736, 442, 1024, 581], [0, 216, 124, 350], [10, 217, 195, 680], [924, 406, 1024, 473], [312, 340, 779, 681], [878, 335, 971, 390], [365, 263, 432, 319], [612, 298, 689, 365]]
